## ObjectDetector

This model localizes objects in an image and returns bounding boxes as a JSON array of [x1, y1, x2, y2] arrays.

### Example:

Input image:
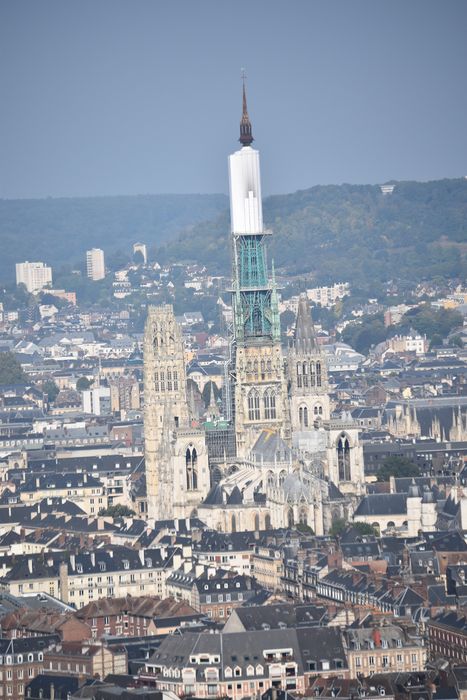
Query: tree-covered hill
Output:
[[159, 178, 467, 291], [0, 193, 228, 282], [1, 178, 466, 292]]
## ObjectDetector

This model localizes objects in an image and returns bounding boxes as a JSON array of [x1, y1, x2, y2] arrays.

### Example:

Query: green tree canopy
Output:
[[43, 380, 59, 402], [76, 376, 92, 391], [377, 455, 420, 482], [98, 504, 136, 518], [353, 522, 380, 536], [0, 352, 26, 385]]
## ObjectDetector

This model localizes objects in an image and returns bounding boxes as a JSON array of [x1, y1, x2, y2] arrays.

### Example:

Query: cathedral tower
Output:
[[229, 82, 290, 456], [143, 305, 210, 521], [288, 294, 331, 431]]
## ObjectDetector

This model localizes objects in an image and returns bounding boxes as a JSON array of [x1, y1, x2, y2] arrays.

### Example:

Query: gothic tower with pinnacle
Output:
[[229, 82, 290, 456], [288, 293, 331, 432], [143, 305, 210, 521]]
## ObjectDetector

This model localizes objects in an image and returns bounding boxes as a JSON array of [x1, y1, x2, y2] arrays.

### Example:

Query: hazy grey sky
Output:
[[1, 0, 466, 199]]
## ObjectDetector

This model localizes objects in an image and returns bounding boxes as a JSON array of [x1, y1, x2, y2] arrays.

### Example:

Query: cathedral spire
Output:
[[294, 293, 318, 352], [239, 74, 254, 147]]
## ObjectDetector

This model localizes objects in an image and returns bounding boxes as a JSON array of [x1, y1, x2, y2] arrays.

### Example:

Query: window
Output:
[[299, 405, 308, 428], [337, 433, 351, 481], [186, 445, 198, 491], [355, 657, 361, 668], [263, 389, 276, 420], [248, 389, 260, 421], [297, 363, 303, 388], [382, 655, 389, 668], [369, 656, 375, 666], [316, 361, 322, 386]]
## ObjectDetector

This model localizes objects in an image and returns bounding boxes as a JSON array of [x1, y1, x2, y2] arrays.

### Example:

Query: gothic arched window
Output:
[[316, 361, 322, 387], [302, 362, 309, 387], [310, 361, 316, 387], [265, 513, 272, 530], [287, 508, 294, 528], [173, 370, 179, 391], [299, 509, 308, 526], [297, 363, 303, 388], [337, 433, 351, 482], [299, 405, 308, 428], [254, 513, 260, 531], [154, 371, 159, 392], [186, 445, 198, 491], [263, 389, 276, 420], [231, 514, 237, 532], [279, 470, 287, 487], [247, 389, 260, 421]]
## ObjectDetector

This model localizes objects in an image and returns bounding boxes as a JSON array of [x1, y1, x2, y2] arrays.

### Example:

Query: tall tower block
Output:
[[229, 82, 290, 455], [143, 305, 210, 521]]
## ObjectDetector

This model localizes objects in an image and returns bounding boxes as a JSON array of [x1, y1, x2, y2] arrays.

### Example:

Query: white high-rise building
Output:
[[133, 242, 147, 264], [86, 248, 105, 281], [15, 261, 52, 293]]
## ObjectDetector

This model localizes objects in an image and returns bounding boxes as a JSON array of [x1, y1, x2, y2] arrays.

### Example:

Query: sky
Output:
[[1, 0, 467, 199]]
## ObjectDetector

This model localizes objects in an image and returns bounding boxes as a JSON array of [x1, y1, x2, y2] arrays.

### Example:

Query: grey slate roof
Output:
[[354, 493, 407, 517]]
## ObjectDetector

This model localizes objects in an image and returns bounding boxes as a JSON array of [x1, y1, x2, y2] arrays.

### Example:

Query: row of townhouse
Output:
[[283, 563, 425, 617], [140, 626, 349, 700], [0, 546, 182, 608]]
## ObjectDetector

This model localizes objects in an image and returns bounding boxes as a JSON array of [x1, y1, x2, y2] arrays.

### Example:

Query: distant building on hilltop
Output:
[[15, 261, 52, 293], [133, 242, 148, 264], [86, 248, 105, 281]]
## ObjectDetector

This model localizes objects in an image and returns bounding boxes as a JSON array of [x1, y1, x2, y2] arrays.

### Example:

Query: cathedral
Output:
[[143, 84, 365, 532]]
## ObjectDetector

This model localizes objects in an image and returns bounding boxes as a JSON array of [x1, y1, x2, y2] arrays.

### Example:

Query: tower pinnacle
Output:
[[239, 74, 254, 147]]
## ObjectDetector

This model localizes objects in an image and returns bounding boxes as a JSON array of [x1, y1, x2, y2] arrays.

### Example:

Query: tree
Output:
[[98, 504, 136, 518], [43, 379, 59, 402], [76, 376, 92, 391], [353, 522, 379, 536], [296, 523, 315, 535], [377, 455, 420, 482], [329, 518, 347, 536], [0, 352, 26, 385]]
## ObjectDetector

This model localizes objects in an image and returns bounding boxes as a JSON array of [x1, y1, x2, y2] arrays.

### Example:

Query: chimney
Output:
[[27, 558, 33, 575], [373, 628, 382, 647], [50, 683, 55, 700], [90, 552, 95, 567]]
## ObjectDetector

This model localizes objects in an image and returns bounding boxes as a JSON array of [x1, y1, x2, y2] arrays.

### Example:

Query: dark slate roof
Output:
[[227, 486, 243, 505], [354, 493, 407, 517], [341, 542, 381, 559], [230, 603, 327, 630], [26, 674, 80, 700], [328, 481, 345, 501], [203, 485, 224, 506], [250, 430, 291, 463], [419, 530, 467, 552]]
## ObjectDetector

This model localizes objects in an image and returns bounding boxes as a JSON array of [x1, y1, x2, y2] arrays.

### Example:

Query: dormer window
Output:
[[123, 560, 130, 570], [76, 564, 83, 574], [146, 558, 152, 568], [99, 562, 106, 572]]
